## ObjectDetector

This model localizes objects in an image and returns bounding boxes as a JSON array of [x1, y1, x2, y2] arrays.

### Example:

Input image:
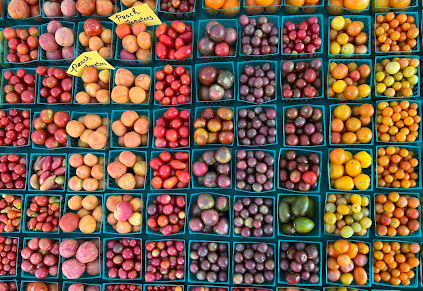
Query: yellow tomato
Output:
[[334, 176, 355, 190], [354, 151, 372, 168], [353, 174, 371, 190], [329, 163, 345, 179]]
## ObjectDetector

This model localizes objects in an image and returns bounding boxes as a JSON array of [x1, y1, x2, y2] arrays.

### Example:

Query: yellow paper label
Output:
[[109, 4, 162, 26], [67, 51, 114, 77]]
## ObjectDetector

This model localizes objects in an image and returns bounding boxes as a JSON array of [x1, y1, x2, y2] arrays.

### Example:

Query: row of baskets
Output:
[[0, 0, 421, 21], [4, 145, 422, 192], [0, 237, 421, 288], [3, 191, 421, 238], [1, 12, 422, 66], [0, 57, 421, 107], [2, 101, 421, 149]]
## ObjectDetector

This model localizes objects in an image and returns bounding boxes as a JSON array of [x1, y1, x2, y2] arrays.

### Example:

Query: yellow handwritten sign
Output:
[[67, 51, 114, 77], [109, 4, 162, 26]]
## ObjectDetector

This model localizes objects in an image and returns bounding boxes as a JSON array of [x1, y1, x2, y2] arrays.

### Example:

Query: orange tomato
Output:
[[389, 0, 411, 8], [344, 0, 370, 10], [353, 266, 368, 285], [330, 148, 347, 165], [331, 118, 345, 132], [334, 239, 350, 254], [205, 0, 225, 8]]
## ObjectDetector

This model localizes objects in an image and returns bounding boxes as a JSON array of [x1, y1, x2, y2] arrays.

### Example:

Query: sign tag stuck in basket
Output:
[[67, 51, 115, 77], [109, 4, 162, 26]]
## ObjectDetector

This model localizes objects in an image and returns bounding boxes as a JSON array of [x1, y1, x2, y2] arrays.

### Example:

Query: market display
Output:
[[2, 1, 423, 290]]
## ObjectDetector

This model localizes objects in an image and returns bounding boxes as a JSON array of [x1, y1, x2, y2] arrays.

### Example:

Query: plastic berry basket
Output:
[[36, 66, 75, 105], [30, 111, 71, 150], [152, 108, 191, 149], [121, 0, 157, 11], [191, 148, 233, 190], [326, 239, 372, 288], [187, 240, 230, 284], [69, 111, 109, 150], [234, 148, 276, 194], [106, 150, 148, 191], [22, 194, 62, 234], [194, 105, 235, 146], [277, 240, 323, 286], [277, 148, 323, 194], [78, 1, 119, 20], [40, 21, 76, 64], [111, 67, 152, 105], [63, 282, 102, 291], [243, 0, 282, 15], [283, 0, 324, 14], [375, 99, 422, 144], [327, 0, 370, 15], [153, 65, 193, 107], [195, 62, 236, 104], [102, 192, 143, 235], [327, 148, 374, 192], [231, 241, 276, 287], [0, 194, 23, 233], [373, 192, 421, 238], [102, 237, 143, 280], [21, 237, 61, 279], [41, 0, 80, 19], [236, 60, 278, 104], [374, 55, 421, 99], [273, 192, 308, 237], [277, 193, 322, 238], [201, 1, 240, 20], [324, 192, 372, 239], [0, 237, 19, 277], [72, 72, 112, 105], [110, 109, 150, 149], [61, 237, 101, 280], [3, 25, 41, 65], [153, 21, 194, 64], [21, 281, 60, 291], [187, 192, 231, 238], [158, 0, 196, 19], [281, 58, 325, 101], [145, 285, 184, 291], [0, 108, 32, 148], [235, 104, 278, 146], [329, 102, 375, 146], [0, 68, 38, 106], [76, 21, 115, 62], [6, 0, 42, 21], [63, 194, 102, 234], [328, 15, 371, 59], [196, 22, 237, 61], [114, 30, 153, 66], [375, 145, 422, 190], [150, 149, 191, 191], [327, 59, 373, 101], [144, 239, 186, 283], [232, 195, 276, 239], [282, 104, 327, 148], [371, 0, 418, 12], [372, 239, 419, 287], [0, 154, 28, 192], [105, 283, 142, 291], [238, 15, 280, 59], [374, 12, 420, 55], [280, 14, 324, 59], [28, 153, 67, 192], [145, 192, 187, 236]]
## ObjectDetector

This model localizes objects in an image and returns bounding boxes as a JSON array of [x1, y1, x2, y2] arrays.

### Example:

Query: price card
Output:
[[109, 4, 162, 26], [67, 51, 114, 77]]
